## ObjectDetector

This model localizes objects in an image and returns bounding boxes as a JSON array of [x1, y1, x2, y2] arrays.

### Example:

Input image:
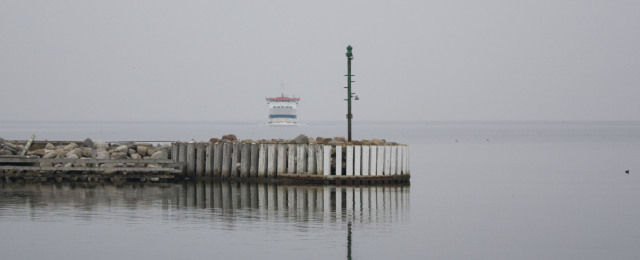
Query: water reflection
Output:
[[0, 182, 410, 226]]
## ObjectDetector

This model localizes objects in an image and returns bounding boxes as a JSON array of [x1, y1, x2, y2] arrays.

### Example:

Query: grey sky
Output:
[[1, 0, 639, 122]]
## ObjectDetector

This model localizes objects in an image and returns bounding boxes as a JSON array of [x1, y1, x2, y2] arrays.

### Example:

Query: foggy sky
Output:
[[1, 0, 639, 122]]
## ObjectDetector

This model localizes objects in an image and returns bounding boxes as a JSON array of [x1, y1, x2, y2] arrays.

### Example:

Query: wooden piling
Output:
[[362, 146, 369, 176], [384, 146, 392, 175], [287, 144, 296, 174], [296, 144, 306, 174], [205, 143, 213, 176], [267, 144, 276, 178], [213, 143, 222, 177], [369, 146, 377, 176], [231, 143, 240, 177], [240, 143, 250, 178], [323, 145, 331, 176], [336, 145, 342, 175], [277, 144, 286, 175], [390, 145, 397, 175], [376, 146, 384, 176], [315, 145, 323, 175], [307, 144, 316, 174], [222, 143, 231, 177], [250, 143, 258, 177], [171, 143, 178, 161], [354, 145, 361, 176], [258, 144, 267, 178], [179, 142, 187, 173], [195, 143, 205, 176], [187, 142, 196, 175], [346, 145, 353, 176]]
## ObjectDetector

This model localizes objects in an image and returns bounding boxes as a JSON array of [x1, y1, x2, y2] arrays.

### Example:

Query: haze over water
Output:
[[1, 120, 640, 259]]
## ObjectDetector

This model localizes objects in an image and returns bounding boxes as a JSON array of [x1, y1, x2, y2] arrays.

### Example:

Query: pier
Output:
[[0, 137, 410, 184]]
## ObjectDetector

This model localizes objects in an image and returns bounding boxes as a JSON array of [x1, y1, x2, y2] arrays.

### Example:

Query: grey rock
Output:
[[27, 149, 46, 157], [45, 143, 55, 150], [0, 150, 12, 156], [63, 143, 78, 152], [66, 154, 79, 160], [96, 150, 110, 160], [150, 151, 164, 159], [115, 145, 128, 153], [221, 134, 237, 142], [294, 134, 309, 144], [94, 140, 108, 150], [81, 147, 92, 158], [111, 152, 129, 160], [83, 138, 93, 148], [131, 153, 142, 160], [136, 145, 149, 156], [42, 151, 57, 159]]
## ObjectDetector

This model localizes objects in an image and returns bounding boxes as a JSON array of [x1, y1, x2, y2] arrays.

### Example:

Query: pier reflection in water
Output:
[[0, 182, 409, 227]]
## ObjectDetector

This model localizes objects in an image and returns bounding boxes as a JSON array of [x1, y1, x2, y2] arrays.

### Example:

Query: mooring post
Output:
[[179, 142, 187, 173]]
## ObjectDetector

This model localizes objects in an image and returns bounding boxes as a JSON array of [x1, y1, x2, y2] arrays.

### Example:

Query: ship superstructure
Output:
[[266, 94, 300, 124]]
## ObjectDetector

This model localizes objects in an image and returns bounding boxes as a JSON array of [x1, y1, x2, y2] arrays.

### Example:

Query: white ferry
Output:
[[266, 94, 300, 125]]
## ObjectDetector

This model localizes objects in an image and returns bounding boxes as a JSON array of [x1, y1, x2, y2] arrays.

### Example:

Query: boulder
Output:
[[42, 150, 58, 159], [94, 140, 108, 150], [81, 147, 92, 158], [45, 143, 55, 150], [209, 138, 220, 143], [147, 147, 157, 156], [294, 134, 309, 144], [115, 145, 128, 153], [0, 150, 12, 156], [96, 150, 110, 160], [66, 148, 82, 158], [371, 139, 386, 145], [136, 145, 149, 156], [111, 152, 129, 160], [150, 151, 164, 159], [55, 149, 66, 158], [221, 134, 237, 142], [66, 154, 79, 160], [131, 153, 142, 160], [27, 149, 46, 157], [83, 138, 93, 148], [63, 143, 78, 152], [128, 149, 137, 156]]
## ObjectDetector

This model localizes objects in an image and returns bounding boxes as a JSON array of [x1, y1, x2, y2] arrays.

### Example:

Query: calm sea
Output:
[[1, 121, 639, 259]]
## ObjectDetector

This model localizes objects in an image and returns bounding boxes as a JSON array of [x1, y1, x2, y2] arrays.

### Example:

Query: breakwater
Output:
[[0, 135, 410, 184]]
